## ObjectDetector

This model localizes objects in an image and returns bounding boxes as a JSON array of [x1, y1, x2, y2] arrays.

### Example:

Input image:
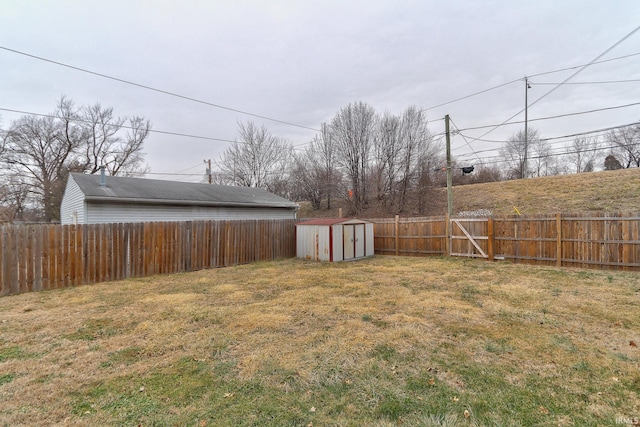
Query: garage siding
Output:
[[85, 203, 296, 224], [59, 176, 86, 225]]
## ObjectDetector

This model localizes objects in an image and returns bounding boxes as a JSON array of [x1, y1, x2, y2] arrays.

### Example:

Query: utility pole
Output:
[[445, 114, 453, 217], [204, 159, 212, 184], [523, 77, 530, 179]]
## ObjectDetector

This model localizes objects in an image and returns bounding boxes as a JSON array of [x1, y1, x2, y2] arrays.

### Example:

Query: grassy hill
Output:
[[298, 168, 640, 218], [451, 168, 640, 216]]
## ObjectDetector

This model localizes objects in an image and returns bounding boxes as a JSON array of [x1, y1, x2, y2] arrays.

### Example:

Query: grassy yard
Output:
[[0, 256, 639, 426]]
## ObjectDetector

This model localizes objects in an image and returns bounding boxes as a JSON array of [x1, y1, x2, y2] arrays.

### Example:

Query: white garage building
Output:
[[60, 172, 298, 225]]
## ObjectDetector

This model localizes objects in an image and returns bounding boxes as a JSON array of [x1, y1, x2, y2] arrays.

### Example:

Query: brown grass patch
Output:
[[0, 257, 639, 425]]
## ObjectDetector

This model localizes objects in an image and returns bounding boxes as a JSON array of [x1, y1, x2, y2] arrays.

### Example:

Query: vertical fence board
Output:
[[0, 227, 5, 295], [47, 226, 56, 289], [24, 227, 34, 293], [15, 226, 25, 294], [6, 227, 17, 295], [83, 225, 92, 285], [32, 226, 42, 292], [105, 223, 112, 281]]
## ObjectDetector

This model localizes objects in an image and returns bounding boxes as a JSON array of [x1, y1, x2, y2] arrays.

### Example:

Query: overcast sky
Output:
[[1, 0, 639, 182]]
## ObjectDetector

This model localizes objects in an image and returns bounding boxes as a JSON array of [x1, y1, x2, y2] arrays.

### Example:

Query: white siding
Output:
[[343, 225, 355, 259], [296, 220, 372, 262], [297, 225, 323, 261], [365, 223, 375, 256], [60, 176, 86, 225], [297, 225, 343, 261], [331, 224, 343, 261], [85, 202, 295, 224]]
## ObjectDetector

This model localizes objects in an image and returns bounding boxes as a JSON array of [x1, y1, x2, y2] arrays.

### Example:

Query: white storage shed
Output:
[[296, 218, 374, 262]]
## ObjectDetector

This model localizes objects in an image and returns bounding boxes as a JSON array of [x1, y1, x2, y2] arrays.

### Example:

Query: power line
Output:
[[469, 137, 640, 168], [453, 121, 640, 160], [521, 27, 640, 121], [541, 122, 639, 142], [531, 78, 640, 85], [460, 25, 640, 148], [423, 51, 640, 112], [449, 117, 483, 162], [170, 163, 208, 174], [449, 117, 501, 182], [527, 51, 640, 78], [454, 102, 640, 132], [423, 79, 521, 112], [0, 107, 237, 144], [144, 172, 203, 176], [0, 45, 321, 132], [0, 106, 323, 160], [150, 162, 206, 181], [1, 106, 318, 161]]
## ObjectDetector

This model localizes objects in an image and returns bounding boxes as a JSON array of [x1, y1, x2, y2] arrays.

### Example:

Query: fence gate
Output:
[[449, 218, 490, 259]]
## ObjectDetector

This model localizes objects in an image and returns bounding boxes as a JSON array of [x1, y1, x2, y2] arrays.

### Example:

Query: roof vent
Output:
[[100, 166, 106, 187]]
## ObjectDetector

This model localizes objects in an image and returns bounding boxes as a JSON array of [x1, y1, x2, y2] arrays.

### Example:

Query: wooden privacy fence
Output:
[[0, 219, 296, 296], [370, 213, 640, 271]]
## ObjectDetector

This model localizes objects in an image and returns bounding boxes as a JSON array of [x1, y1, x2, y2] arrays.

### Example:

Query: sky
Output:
[[1, 0, 639, 182]]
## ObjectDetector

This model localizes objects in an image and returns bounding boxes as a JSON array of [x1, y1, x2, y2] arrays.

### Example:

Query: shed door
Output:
[[355, 224, 365, 258], [343, 225, 355, 260]]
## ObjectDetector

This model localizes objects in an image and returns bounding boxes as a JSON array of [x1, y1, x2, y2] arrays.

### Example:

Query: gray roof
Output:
[[70, 173, 298, 209]]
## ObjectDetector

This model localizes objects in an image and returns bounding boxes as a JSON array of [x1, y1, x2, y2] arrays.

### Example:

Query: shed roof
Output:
[[296, 218, 371, 226], [70, 173, 298, 209]]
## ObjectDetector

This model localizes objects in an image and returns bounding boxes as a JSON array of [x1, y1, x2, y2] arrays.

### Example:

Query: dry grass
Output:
[[452, 168, 640, 216], [298, 168, 640, 218], [0, 256, 639, 426]]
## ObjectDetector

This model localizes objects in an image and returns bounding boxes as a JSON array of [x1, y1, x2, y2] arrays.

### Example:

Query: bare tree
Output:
[[110, 116, 151, 176], [312, 124, 340, 209], [289, 151, 323, 209], [217, 121, 293, 193], [396, 106, 435, 212], [545, 155, 570, 176], [2, 115, 75, 221], [566, 136, 600, 173], [607, 125, 640, 168], [0, 97, 151, 222], [293, 132, 342, 210], [416, 151, 444, 214], [373, 112, 402, 206], [0, 175, 32, 222], [330, 102, 377, 213], [500, 128, 540, 179], [529, 137, 552, 177], [55, 98, 150, 176]]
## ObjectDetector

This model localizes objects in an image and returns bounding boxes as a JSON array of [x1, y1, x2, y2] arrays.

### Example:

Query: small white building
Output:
[[60, 172, 298, 225], [296, 218, 374, 262]]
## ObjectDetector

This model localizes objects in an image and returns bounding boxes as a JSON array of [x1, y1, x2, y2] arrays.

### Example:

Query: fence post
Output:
[[556, 213, 562, 267], [487, 217, 494, 261], [394, 215, 399, 256]]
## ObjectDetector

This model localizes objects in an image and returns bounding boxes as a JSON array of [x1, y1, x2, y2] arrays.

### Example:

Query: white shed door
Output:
[[355, 224, 365, 258], [343, 225, 355, 260]]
